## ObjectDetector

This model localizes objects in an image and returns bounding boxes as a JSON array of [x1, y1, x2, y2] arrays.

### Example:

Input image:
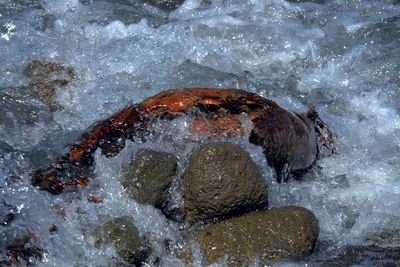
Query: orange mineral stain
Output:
[[191, 116, 245, 138]]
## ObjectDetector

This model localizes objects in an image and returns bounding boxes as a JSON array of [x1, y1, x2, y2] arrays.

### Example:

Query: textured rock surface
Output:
[[122, 150, 177, 209], [95, 216, 151, 265], [182, 142, 267, 223], [184, 206, 319, 265], [23, 60, 76, 111]]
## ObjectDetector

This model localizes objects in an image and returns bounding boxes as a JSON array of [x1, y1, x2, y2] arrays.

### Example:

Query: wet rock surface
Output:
[[23, 60, 76, 111], [0, 203, 15, 227], [0, 88, 54, 149], [79, 0, 172, 27], [182, 142, 268, 223], [183, 206, 319, 265], [142, 0, 185, 11], [31, 88, 325, 194], [365, 228, 400, 246], [0, 233, 45, 266], [304, 242, 400, 266], [122, 149, 177, 209], [286, 0, 326, 3], [0, 90, 52, 126], [95, 216, 151, 265]]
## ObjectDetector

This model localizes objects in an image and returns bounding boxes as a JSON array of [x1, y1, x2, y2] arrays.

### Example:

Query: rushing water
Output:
[[0, 0, 399, 266]]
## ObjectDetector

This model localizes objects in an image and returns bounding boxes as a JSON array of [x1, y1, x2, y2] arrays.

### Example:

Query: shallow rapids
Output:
[[0, 0, 399, 266]]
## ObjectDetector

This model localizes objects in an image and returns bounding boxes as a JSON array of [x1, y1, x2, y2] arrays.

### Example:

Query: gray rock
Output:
[[122, 150, 177, 209], [365, 228, 400, 246], [182, 142, 267, 223], [286, 0, 326, 4], [181, 206, 319, 265], [102, 0, 184, 13], [143, 0, 185, 11], [95, 216, 151, 265], [312, 244, 400, 266]]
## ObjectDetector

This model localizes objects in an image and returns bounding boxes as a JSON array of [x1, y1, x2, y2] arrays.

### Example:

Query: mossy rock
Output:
[[122, 150, 177, 210], [182, 142, 267, 223], [182, 206, 319, 265], [95, 216, 151, 265]]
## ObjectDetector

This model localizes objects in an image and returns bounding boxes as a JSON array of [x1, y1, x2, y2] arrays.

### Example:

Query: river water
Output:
[[0, 0, 399, 266]]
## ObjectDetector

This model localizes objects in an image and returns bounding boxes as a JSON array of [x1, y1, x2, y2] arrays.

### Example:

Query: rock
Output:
[[286, 0, 326, 4], [0, 202, 16, 227], [0, 211, 14, 227], [95, 216, 151, 265], [32, 88, 329, 194], [183, 206, 319, 265], [365, 228, 400, 246], [24, 60, 75, 85], [141, 0, 185, 11], [314, 244, 400, 266], [79, 0, 169, 27], [0, 90, 51, 127], [23, 60, 76, 111], [182, 142, 267, 223], [122, 150, 177, 210], [0, 233, 45, 266]]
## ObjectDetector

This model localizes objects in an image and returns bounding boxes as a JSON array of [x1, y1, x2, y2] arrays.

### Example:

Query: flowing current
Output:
[[0, 0, 399, 266]]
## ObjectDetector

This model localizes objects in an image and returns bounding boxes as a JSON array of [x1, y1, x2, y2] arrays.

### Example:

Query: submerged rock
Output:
[[122, 149, 177, 210], [309, 243, 400, 266], [95, 216, 151, 265], [286, 0, 326, 3], [365, 228, 400, 246], [0, 90, 52, 126], [182, 142, 267, 223], [23, 60, 76, 111], [142, 0, 185, 11], [0, 233, 45, 266], [0, 203, 15, 227], [182, 206, 319, 265]]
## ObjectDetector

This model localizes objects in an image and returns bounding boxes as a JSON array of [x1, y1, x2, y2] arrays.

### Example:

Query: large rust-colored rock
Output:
[[182, 142, 267, 223], [122, 149, 177, 209], [183, 206, 319, 265], [32, 88, 335, 194]]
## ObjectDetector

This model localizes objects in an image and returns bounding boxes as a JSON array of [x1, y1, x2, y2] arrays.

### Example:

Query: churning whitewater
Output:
[[0, 0, 399, 266]]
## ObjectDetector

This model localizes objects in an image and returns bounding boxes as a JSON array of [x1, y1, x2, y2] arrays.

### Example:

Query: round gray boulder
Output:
[[182, 142, 267, 223], [122, 149, 177, 210]]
